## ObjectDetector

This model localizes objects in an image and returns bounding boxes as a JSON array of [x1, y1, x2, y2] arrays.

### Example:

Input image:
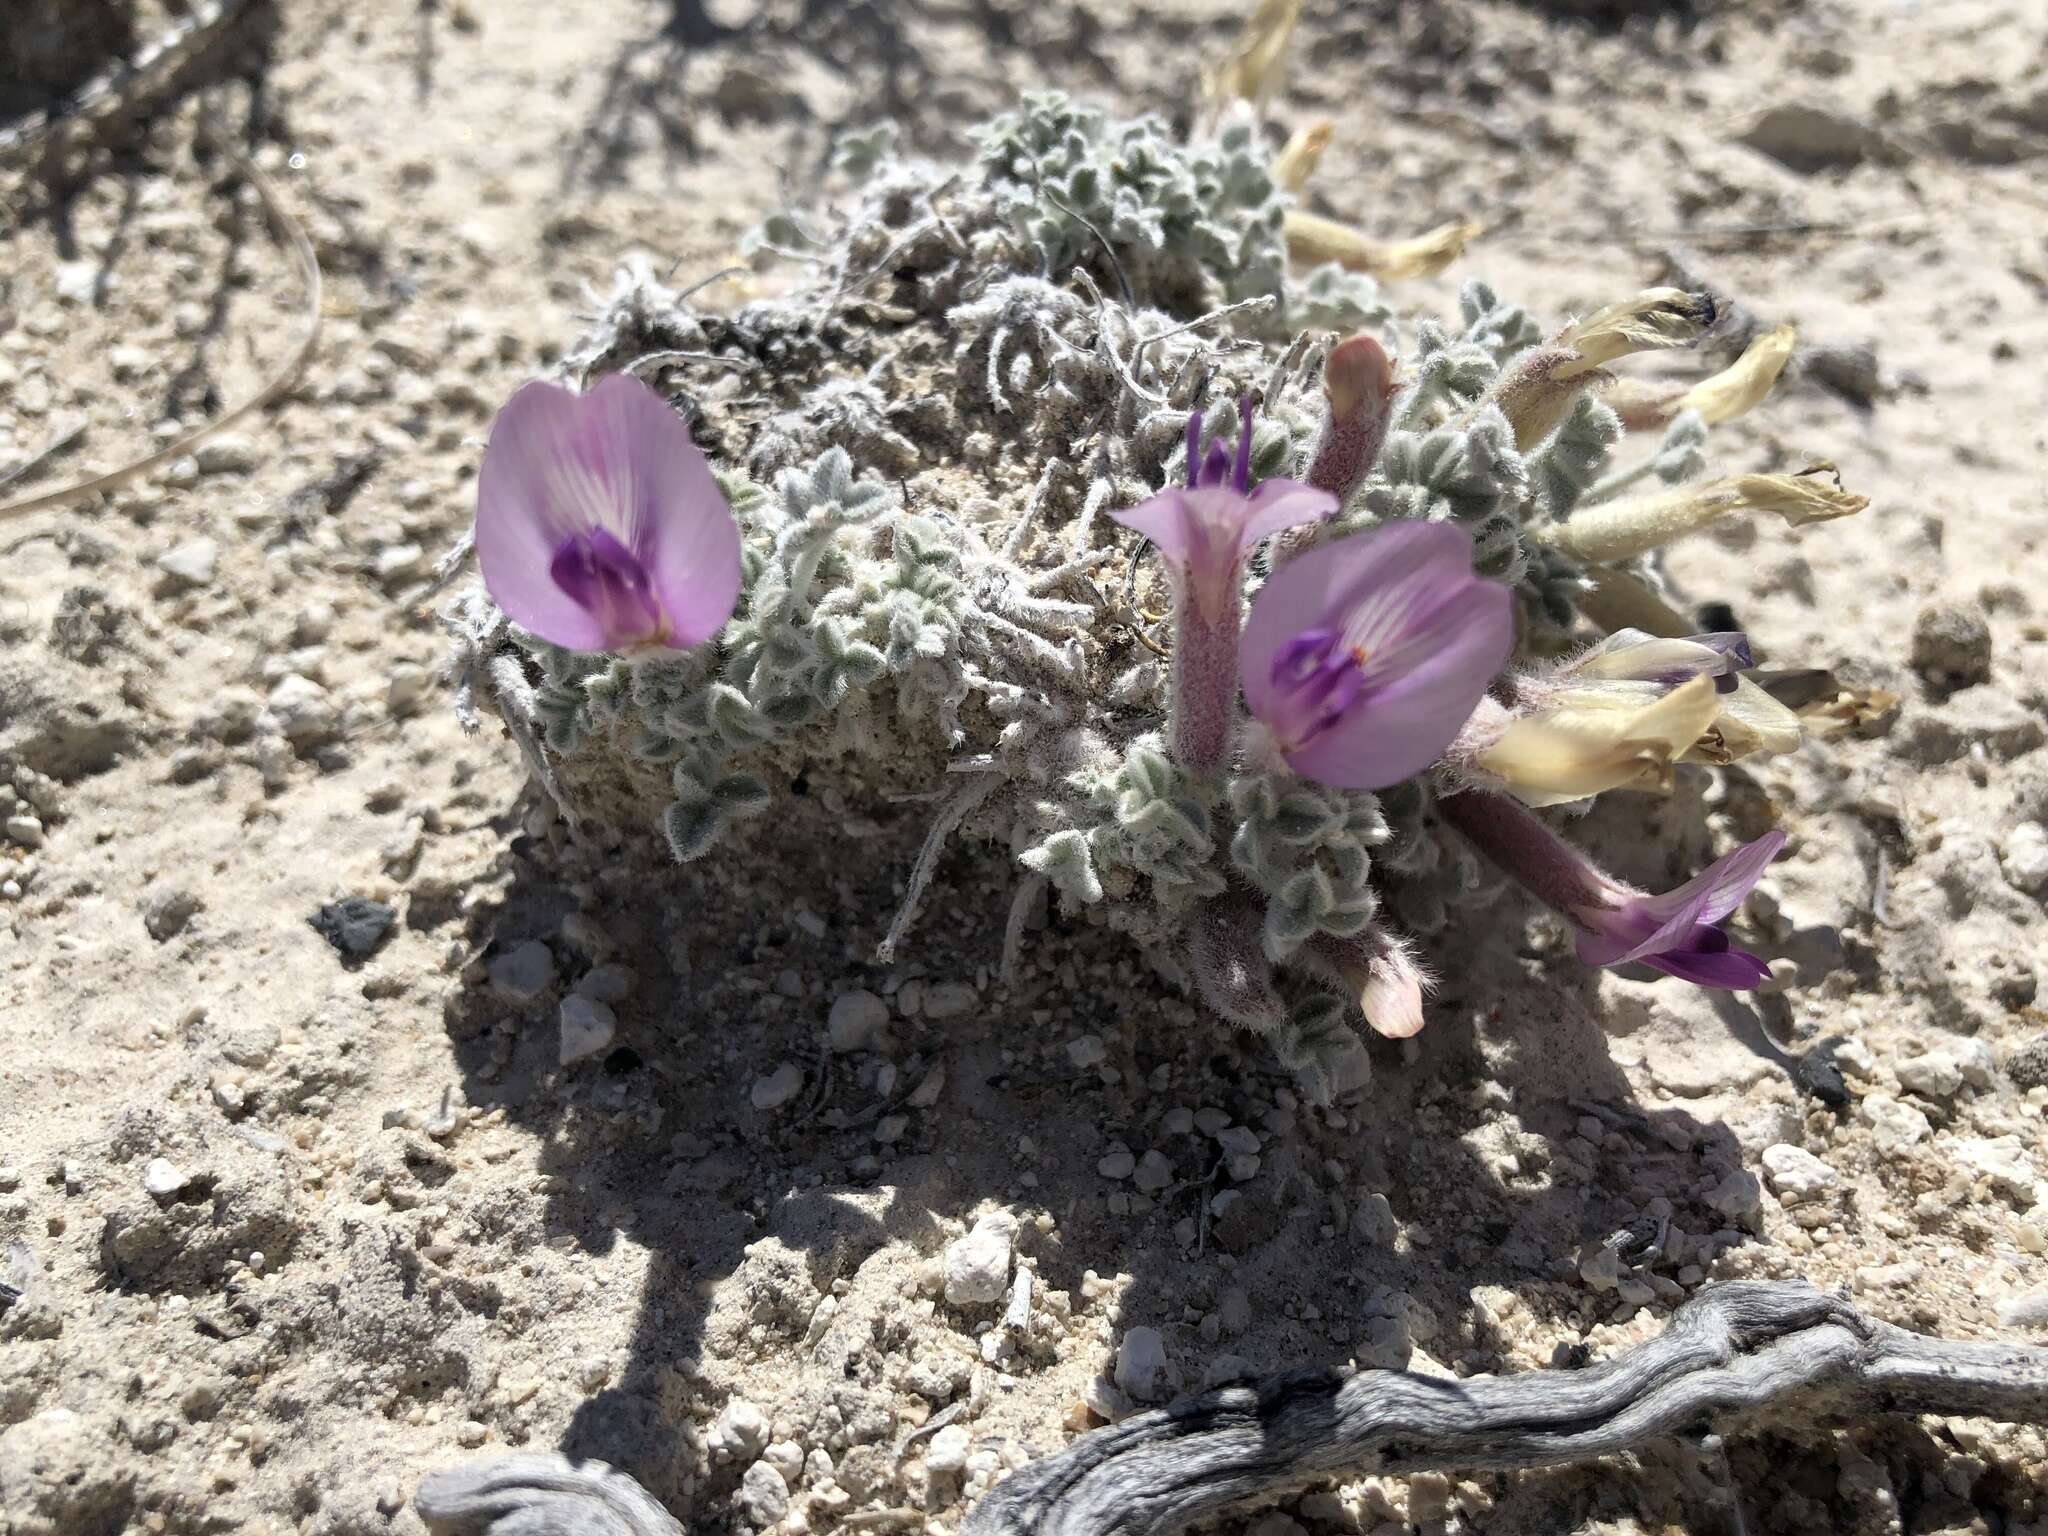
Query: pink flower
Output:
[[476, 375, 742, 653], [1113, 401, 1338, 625], [1239, 522, 1513, 790], [1111, 398, 1337, 771]]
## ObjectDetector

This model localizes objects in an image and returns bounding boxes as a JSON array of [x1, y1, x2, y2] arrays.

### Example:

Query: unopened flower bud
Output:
[[1297, 333, 1397, 509]]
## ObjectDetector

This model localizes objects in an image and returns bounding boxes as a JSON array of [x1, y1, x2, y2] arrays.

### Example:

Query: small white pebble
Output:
[[750, 1062, 804, 1112]]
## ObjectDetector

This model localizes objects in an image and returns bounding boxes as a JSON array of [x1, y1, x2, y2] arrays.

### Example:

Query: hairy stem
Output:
[[1435, 789, 1606, 917]]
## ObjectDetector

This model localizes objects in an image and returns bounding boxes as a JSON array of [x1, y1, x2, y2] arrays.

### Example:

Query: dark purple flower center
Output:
[[1186, 394, 1256, 496], [1265, 627, 1370, 751], [549, 528, 668, 648]]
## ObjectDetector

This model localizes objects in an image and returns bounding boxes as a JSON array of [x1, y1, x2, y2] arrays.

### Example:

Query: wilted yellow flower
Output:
[[1679, 323, 1797, 422], [1552, 288, 1720, 381], [1271, 119, 1333, 194], [1475, 674, 1723, 806], [1283, 211, 1482, 281], [1541, 464, 1869, 564], [1608, 323, 1798, 430], [1483, 288, 1715, 449], [1682, 676, 1804, 764], [1203, 0, 1303, 114], [1467, 629, 1804, 805], [1750, 671, 1902, 734]]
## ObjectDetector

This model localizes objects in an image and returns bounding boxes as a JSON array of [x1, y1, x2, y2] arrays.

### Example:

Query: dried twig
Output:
[[413, 1283, 2048, 1536], [0, 140, 322, 524], [963, 1282, 2048, 1536], [415, 1455, 680, 1536]]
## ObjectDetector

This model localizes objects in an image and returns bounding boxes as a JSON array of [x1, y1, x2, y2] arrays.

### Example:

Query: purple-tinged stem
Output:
[[1435, 789, 1608, 918], [1170, 582, 1244, 774]]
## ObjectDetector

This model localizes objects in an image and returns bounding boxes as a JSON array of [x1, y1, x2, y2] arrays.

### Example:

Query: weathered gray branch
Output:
[[415, 1283, 2048, 1536], [963, 1282, 2048, 1536], [415, 1455, 681, 1536]]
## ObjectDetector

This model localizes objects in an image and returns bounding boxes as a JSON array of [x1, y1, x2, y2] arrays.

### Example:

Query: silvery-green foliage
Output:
[[1271, 995, 1369, 1106], [971, 91, 1382, 334], [1459, 280, 1542, 364], [832, 120, 900, 180], [1227, 773, 1386, 962], [1290, 262, 1392, 334]]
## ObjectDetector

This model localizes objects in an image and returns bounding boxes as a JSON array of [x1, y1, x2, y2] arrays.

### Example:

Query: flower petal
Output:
[[1637, 829, 1787, 930], [475, 375, 741, 652], [1579, 830, 1787, 969], [1237, 477, 1338, 558], [1575, 630, 1752, 685], [580, 374, 742, 647], [1479, 674, 1722, 807], [1243, 522, 1513, 790], [1642, 932, 1773, 989], [1112, 485, 1205, 571], [477, 380, 616, 650]]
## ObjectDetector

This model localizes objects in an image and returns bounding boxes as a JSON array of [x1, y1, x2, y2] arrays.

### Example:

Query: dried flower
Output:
[[1114, 398, 1336, 769], [1551, 288, 1720, 381], [1486, 287, 1716, 449], [1283, 211, 1482, 282], [1271, 119, 1334, 193], [1609, 323, 1798, 431], [1240, 521, 1513, 790], [1203, 0, 1303, 115], [1456, 627, 1801, 805], [1542, 463, 1868, 565], [1465, 674, 1722, 806], [1438, 790, 1783, 990], [476, 375, 741, 653]]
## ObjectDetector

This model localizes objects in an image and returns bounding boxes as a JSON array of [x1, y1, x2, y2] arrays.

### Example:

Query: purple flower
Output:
[[476, 375, 742, 653], [1572, 829, 1786, 988], [1112, 398, 1337, 770], [1239, 522, 1513, 790], [1569, 628, 1753, 694], [1437, 789, 1784, 992], [1114, 397, 1337, 622]]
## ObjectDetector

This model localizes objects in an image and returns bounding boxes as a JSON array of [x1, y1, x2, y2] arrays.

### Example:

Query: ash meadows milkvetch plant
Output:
[[447, 57, 1874, 1099]]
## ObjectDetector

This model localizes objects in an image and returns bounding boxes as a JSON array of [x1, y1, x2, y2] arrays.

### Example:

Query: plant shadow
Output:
[[428, 762, 1778, 1516], [558, 0, 1118, 193]]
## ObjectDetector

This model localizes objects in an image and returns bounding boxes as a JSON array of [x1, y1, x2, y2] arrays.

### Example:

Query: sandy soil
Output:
[[4, 1, 2048, 1533]]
